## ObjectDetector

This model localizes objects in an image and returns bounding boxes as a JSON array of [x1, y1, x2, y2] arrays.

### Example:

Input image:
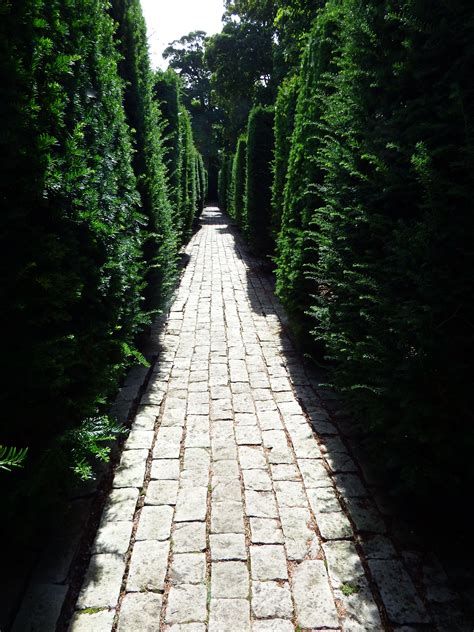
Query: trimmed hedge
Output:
[[154, 70, 182, 219], [275, 3, 341, 344], [278, 0, 474, 500], [0, 0, 144, 451], [111, 0, 177, 309], [271, 74, 299, 239], [231, 136, 247, 227], [154, 71, 205, 241], [245, 105, 275, 255], [0, 0, 206, 468], [217, 154, 232, 214], [179, 106, 198, 238]]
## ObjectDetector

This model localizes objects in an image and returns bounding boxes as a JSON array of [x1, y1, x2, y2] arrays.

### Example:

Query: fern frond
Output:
[[0, 445, 28, 471]]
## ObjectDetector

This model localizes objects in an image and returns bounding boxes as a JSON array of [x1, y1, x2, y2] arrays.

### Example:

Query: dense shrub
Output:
[[196, 153, 207, 212], [231, 136, 247, 227], [154, 70, 182, 218], [111, 0, 177, 310], [0, 0, 144, 452], [279, 0, 474, 499], [154, 72, 206, 240], [217, 154, 232, 214], [275, 2, 342, 344], [245, 105, 275, 255], [0, 0, 205, 478], [271, 74, 299, 238], [179, 107, 199, 237]]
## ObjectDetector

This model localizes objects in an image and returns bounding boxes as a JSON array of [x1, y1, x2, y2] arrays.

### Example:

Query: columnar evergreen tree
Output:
[[232, 136, 247, 228], [278, 0, 474, 498], [110, 0, 177, 309], [218, 155, 232, 213], [197, 153, 207, 211], [154, 70, 182, 219], [0, 0, 144, 451], [276, 1, 343, 343], [179, 106, 198, 238], [154, 72, 204, 242], [324, 0, 473, 496], [245, 105, 275, 255], [272, 74, 299, 238]]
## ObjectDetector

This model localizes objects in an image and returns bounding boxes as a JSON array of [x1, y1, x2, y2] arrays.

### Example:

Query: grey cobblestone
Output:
[[117, 592, 162, 631], [69, 207, 462, 631], [136, 505, 173, 541], [127, 540, 169, 592], [211, 561, 249, 598]]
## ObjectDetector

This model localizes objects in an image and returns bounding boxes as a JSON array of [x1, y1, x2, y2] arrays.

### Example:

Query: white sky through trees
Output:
[[140, 0, 225, 69]]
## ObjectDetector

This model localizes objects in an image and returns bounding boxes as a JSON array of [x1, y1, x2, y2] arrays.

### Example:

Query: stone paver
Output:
[[76, 554, 124, 609], [211, 561, 249, 598], [251, 581, 293, 619], [70, 207, 461, 630], [127, 540, 169, 592], [292, 560, 339, 629], [210, 533, 247, 560], [165, 584, 207, 624], [368, 559, 429, 624], [209, 599, 251, 632], [69, 609, 115, 631], [170, 553, 206, 585], [250, 545, 288, 580], [136, 505, 173, 541], [118, 592, 162, 631]]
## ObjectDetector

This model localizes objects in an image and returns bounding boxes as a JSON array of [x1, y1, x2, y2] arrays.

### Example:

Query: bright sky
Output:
[[140, 0, 225, 69]]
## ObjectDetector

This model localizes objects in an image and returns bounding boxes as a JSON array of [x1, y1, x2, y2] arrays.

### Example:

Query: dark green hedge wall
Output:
[[0, 0, 206, 464], [245, 105, 275, 255], [217, 154, 232, 214], [111, 0, 177, 309], [179, 106, 198, 238], [154, 73, 205, 241], [231, 136, 247, 228], [154, 70, 182, 218], [277, 0, 474, 500], [275, 3, 341, 345], [271, 74, 299, 239], [0, 0, 144, 450]]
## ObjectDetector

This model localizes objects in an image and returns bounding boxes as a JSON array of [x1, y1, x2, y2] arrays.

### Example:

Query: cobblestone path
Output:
[[69, 207, 464, 631]]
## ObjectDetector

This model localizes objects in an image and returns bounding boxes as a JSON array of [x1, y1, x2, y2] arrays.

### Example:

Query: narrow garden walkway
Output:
[[69, 207, 464, 631]]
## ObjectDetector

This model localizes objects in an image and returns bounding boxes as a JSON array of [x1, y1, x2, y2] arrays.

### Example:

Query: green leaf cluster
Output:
[[0, 0, 206, 475], [276, 0, 474, 499], [155, 71, 205, 241], [244, 105, 275, 255]]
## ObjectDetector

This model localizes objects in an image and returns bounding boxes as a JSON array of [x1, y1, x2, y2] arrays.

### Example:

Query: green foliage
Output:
[[341, 583, 360, 596], [154, 72, 206, 241], [218, 154, 233, 214], [61, 416, 126, 480], [274, 0, 323, 70], [245, 105, 275, 255], [0, 446, 28, 472], [154, 70, 183, 218], [272, 74, 299, 238], [110, 0, 178, 311], [0, 0, 204, 480], [275, 0, 343, 345], [179, 107, 199, 237], [205, 20, 275, 147], [277, 0, 474, 501], [231, 136, 247, 227], [197, 153, 207, 212], [0, 0, 144, 452], [163, 31, 217, 164]]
